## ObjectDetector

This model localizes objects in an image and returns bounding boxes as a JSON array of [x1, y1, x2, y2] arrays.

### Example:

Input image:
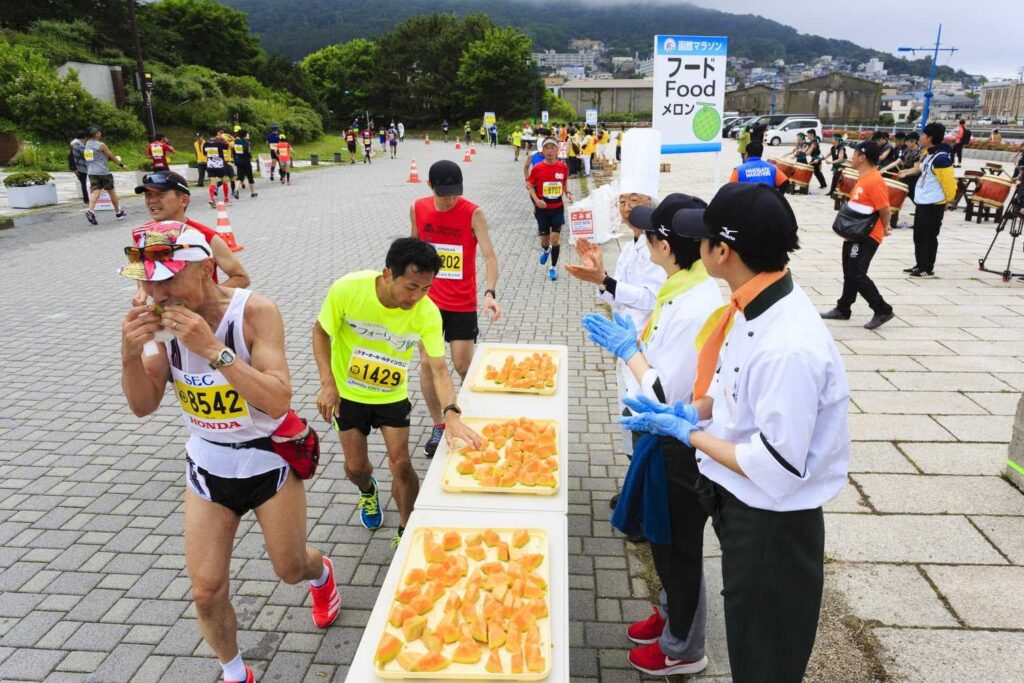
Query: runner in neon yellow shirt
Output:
[[312, 238, 481, 544]]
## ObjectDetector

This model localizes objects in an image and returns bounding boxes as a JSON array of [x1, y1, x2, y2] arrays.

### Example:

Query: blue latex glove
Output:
[[623, 395, 699, 424], [582, 312, 639, 360], [619, 411, 699, 447]]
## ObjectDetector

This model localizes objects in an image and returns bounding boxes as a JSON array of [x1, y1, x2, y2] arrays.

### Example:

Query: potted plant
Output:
[[3, 171, 58, 209]]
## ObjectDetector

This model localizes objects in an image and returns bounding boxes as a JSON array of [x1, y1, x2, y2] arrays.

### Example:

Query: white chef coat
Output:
[[599, 235, 665, 328], [623, 277, 722, 406], [697, 275, 851, 511]]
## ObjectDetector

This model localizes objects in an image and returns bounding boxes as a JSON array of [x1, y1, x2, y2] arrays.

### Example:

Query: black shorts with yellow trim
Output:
[[439, 309, 479, 343], [334, 397, 412, 435]]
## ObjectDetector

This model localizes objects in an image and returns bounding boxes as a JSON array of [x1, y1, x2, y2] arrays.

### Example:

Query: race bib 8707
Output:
[[542, 181, 563, 199]]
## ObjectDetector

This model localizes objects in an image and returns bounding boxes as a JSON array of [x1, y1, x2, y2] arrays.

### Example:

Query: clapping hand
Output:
[[581, 312, 639, 360], [622, 395, 699, 424], [619, 410, 699, 447]]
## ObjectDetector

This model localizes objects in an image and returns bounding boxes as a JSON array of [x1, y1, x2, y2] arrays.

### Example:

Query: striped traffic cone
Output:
[[407, 159, 421, 183], [463, 147, 472, 163], [424, 134, 431, 145], [470, 142, 477, 155], [455, 141, 462, 150], [215, 201, 244, 252]]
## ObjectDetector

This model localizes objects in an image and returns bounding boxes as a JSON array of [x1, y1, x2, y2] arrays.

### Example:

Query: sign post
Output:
[[483, 112, 496, 128], [652, 35, 728, 182], [541, 110, 549, 125], [585, 109, 598, 127]]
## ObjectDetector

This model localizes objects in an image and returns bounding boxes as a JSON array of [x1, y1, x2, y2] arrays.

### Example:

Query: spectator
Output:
[[991, 129, 1002, 145], [821, 141, 895, 330], [69, 131, 89, 206], [952, 119, 971, 167], [192, 131, 207, 187], [905, 122, 956, 277], [737, 124, 750, 161]]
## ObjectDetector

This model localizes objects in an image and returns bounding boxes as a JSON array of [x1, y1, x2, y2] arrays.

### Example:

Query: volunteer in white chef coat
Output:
[[567, 128, 665, 465], [622, 183, 851, 683]]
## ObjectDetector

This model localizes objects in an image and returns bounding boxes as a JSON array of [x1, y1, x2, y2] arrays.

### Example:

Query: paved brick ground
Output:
[[1, 137, 1022, 682]]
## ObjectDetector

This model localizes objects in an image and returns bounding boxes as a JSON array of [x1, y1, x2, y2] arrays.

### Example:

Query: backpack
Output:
[[961, 128, 972, 144], [67, 148, 77, 171]]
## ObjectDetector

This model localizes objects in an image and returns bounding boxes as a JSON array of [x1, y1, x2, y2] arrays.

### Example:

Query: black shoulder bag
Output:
[[832, 203, 878, 243]]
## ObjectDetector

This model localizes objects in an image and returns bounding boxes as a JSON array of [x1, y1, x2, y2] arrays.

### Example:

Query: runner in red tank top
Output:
[[410, 160, 501, 457]]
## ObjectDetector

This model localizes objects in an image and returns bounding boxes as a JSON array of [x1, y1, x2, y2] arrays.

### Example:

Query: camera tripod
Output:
[[978, 183, 1024, 282]]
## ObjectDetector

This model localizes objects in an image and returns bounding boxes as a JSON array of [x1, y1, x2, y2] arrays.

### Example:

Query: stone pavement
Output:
[[0, 136, 1022, 683]]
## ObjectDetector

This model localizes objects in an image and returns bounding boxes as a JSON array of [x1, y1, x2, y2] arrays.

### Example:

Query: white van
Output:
[[764, 117, 823, 146]]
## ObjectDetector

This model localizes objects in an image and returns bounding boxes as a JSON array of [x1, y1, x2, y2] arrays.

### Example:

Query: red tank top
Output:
[[414, 196, 479, 313]]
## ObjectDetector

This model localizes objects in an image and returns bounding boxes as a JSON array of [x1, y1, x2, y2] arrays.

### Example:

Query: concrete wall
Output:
[[725, 88, 779, 115], [785, 86, 880, 123], [561, 88, 653, 117], [57, 62, 123, 106]]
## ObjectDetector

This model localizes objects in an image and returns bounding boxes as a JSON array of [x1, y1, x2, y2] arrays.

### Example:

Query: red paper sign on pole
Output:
[[570, 210, 593, 239]]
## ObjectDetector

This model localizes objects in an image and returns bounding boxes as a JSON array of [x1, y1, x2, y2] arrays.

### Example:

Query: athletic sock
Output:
[[551, 245, 561, 267], [397, 525, 405, 537], [222, 184, 229, 201], [221, 653, 246, 682], [208, 185, 216, 202], [360, 481, 375, 496], [310, 561, 330, 588], [434, 422, 444, 428], [230, 180, 236, 192]]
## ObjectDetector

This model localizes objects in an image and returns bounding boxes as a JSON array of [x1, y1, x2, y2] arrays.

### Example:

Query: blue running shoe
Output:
[[424, 424, 445, 458], [548, 267, 557, 281], [357, 477, 383, 529], [539, 249, 549, 265]]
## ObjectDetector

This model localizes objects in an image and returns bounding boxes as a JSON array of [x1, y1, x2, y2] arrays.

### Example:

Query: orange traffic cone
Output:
[[463, 147, 472, 163], [407, 159, 421, 183], [215, 201, 243, 252], [470, 142, 477, 155], [424, 134, 431, 145], [455, 141, 462, 150]]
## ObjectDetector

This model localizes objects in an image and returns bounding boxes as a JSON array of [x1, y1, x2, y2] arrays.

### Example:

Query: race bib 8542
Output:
[[174, 379, 250, 421]]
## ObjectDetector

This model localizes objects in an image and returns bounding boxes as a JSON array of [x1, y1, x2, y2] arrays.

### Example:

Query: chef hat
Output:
[[618, 128, 662, 199]]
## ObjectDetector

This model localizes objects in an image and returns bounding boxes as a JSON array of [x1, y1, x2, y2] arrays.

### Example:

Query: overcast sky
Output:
[[683, 0, 1023, 80]]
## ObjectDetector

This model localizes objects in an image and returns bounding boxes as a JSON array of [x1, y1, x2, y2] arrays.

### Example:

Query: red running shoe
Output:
[[627, 606, 666, 645], [629, 641, 708, 676], [226, 664, 255, 683], [310, 556, 341, 628]]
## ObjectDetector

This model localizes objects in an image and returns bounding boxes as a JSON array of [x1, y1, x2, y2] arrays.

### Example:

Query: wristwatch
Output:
[[209, 347, 236, 370], [484, 289, 497, 299], [442, 403, 462, 417]]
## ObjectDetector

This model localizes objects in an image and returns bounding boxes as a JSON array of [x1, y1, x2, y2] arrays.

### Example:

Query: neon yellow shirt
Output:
[[317, 270, 444, 404]]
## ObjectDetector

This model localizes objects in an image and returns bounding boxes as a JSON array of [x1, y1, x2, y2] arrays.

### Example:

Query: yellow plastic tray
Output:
[[468, 347, 561, 396], [376, 526, 552, 680], [442, 418, 559, 496]]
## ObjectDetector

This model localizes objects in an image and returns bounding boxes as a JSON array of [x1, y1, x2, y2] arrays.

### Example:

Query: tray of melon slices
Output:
[[441, 417, 559, 496], [374, 526, 552, 680], [468, 347, 561, 396]]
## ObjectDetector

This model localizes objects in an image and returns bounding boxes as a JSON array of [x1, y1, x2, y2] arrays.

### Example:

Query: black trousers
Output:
[[913, 202, 945, 272], [648, 436, 707, 646], [829, 166, 842, 194], [951, 142, 964, 164], [196, 162, 206, 186], [811, 160, 827, 188], [697, 478, 825, 683], [837, 238, 891, 315], [75, 171, 89, 203]]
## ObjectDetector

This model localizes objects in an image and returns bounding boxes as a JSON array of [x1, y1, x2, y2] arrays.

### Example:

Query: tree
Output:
[[456, 27, 542, 121], [138, 0, 263, 75], [907, 108, 921, 124], [256, 53, 327, 122], [878, 113, 895, 126], [300, 40, 378, 127]]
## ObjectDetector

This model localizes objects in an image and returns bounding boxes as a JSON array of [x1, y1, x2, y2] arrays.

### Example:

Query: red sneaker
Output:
[[226, 664, 255, 683], [629, 641, 708, 676], [627, 606, 666, 645], [310, 556, 341, 628]]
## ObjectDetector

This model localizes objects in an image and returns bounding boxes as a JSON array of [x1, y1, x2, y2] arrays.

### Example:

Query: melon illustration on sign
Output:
[[692, 102, 720, 141]]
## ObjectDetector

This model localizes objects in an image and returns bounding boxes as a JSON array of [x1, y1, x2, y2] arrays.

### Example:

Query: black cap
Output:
[[677, 183, 797, 255], [134, 171, 191, 195], [428, 160, 463, 196], [629, 193, 707, 237], [854, 140, 881, 164]]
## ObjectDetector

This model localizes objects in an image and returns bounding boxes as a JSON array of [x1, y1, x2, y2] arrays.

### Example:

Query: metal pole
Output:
[[770, 67, 778, 115], [919, 24, 941, 130], [127, 0, 155, 138]]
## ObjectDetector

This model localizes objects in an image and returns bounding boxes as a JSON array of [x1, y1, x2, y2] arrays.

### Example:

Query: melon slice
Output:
[[456, 459, 475, 475], [421, 631, 444, 653], [466, 533, 484, 547], [487, 621, 507, 649], [486, 648, 504, 673], [510, 648, 524, 674], [525, 644, 545, 672], [497, 542, 510, 562], [402, 614, 427, 641], [482, 529, 500, 547], [452, 638, 483, 664], [404, 568, 427, 586], [397, 650, 421, 672], [519, 553, 544, 571], [388, 604, 416, 628], [466, 544, 486, 562], [442, 530, 462, 551], [505, 624, 521, 653], [394, 585, 419, 604], [375, 633, 402, 664], [512, 529, 530, 549], [409, 595, 433, 616], [413, 652, 450, 673]]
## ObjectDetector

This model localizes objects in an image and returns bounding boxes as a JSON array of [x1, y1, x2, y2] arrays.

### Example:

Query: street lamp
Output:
[[126, 0, 156, 138], [898, 23, 957, 131], [525, 57, 538, 125]]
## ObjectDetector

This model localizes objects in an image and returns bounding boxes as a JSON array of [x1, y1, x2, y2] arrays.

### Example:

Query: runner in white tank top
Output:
[[119, 223, 340, 683]]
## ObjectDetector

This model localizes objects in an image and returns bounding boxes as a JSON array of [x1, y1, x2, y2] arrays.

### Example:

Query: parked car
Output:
[[764, 116, 823, 146], [724, 116, 757, 138]]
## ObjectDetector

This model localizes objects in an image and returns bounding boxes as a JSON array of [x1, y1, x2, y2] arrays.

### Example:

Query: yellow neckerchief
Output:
[[640, 262, 709, 344]]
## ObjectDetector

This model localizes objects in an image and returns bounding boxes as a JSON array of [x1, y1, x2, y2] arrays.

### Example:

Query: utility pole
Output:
[[127, 0, 156, 138], [898, 24, 957, 131]]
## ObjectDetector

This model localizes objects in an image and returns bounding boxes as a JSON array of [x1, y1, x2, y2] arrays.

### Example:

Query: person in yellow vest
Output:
[[216, 127, 238, 199], [193, 132, 208, 187], [616, 128, 624, 162], [581, 129, 597, 176], [276, 135, 293, 185]]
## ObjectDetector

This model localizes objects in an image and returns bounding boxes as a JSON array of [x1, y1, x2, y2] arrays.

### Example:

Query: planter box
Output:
[[6, 183, 58, 209], [185, 166, 199, 184]]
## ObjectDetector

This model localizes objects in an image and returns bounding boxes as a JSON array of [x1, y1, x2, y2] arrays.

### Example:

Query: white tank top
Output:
[[167, 288, 287, 478]]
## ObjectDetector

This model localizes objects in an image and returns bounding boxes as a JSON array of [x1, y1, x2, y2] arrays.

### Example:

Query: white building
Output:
[[862, 58, 887, 77], [880, 95, 923, 122], [929, 95, 979, 122], [635, 58, 654, 77], [532, 50, 597, 69]]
